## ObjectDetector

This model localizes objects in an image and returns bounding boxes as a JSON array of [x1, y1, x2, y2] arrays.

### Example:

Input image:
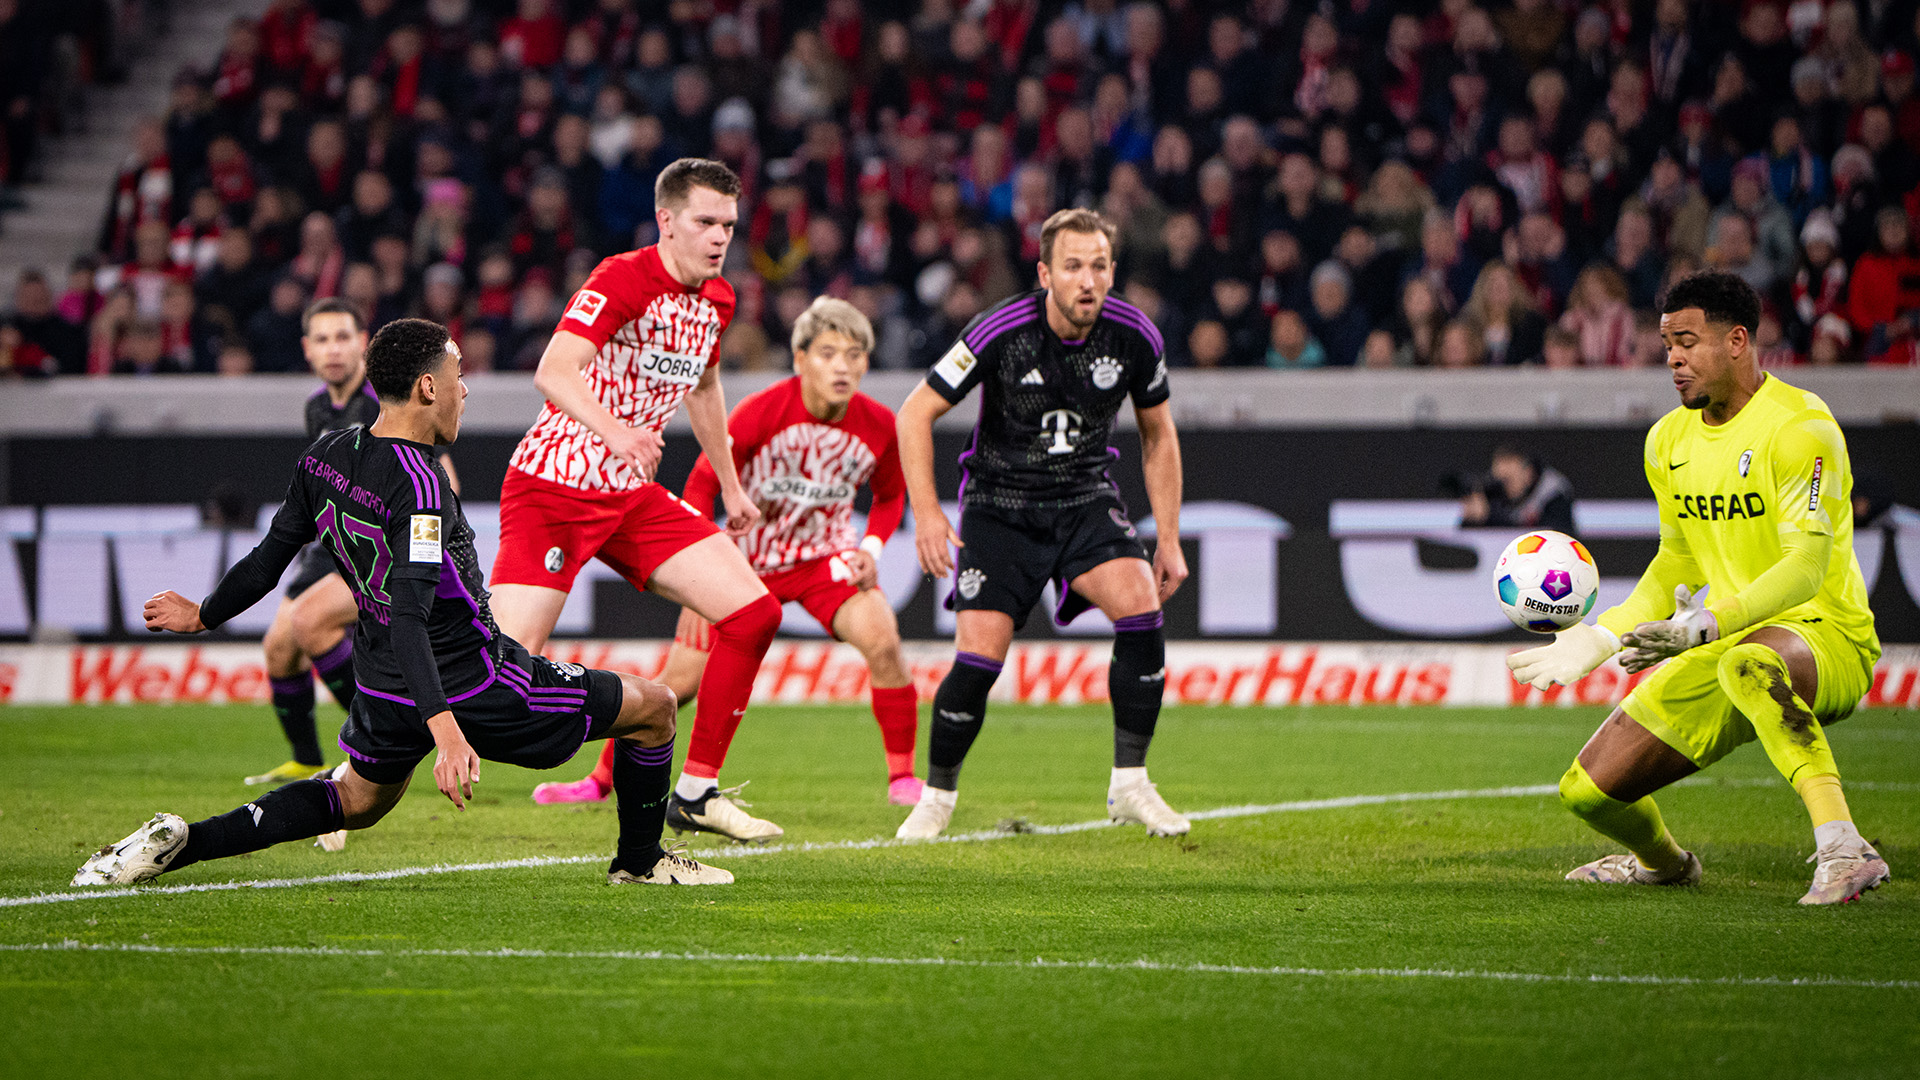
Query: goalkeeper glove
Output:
[[1507, 621, 1620, 691], [1618, 584, 1720, 674]]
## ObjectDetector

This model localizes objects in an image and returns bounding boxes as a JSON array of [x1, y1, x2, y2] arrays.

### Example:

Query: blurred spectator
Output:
[[4, 270, 84, 376], [1791, 210, 1848, 346], [1389, 277, 1447, 368], [1264, 309, 1324, 369], [1847, 207, 1920, 364], [1436, 318, 1488, 368], [198, 228, 270, 331], [100, 119, 173, 263], [1304, 260, 1366, 368], [246, 275, 309, 373], [1455, 444, 1576, 533], [1560, 264, 1637, 366], [111, 317, 185, 376], [1464, 261, 1546, 367]]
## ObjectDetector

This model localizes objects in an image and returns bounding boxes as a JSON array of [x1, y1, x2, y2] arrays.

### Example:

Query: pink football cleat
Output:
[[532, 777, 610, 804], [888, 775, 925, 807]]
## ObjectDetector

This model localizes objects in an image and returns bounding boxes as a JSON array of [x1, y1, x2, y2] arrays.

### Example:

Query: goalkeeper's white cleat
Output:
[[1108, 779, 1191, 837], [896, 787, 956, 839], [1800, 839, 1890, 905], [608, 843, 734, 885], [72, 813, 189, 886], [1565, 850, 1701, 886]]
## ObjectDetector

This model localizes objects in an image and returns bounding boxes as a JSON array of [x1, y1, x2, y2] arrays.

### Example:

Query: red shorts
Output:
[[493, 468, 719, 592], [674, 553, 863, 649]]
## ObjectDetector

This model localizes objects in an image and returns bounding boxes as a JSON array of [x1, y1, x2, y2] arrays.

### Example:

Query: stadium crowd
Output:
[[3, 0, 1920, 380]]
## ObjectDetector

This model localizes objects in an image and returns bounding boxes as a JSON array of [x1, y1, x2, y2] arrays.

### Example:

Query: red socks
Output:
[[871, 683, 919, 780], [588, 738, 617, 791], [682, 593, 782, 779]]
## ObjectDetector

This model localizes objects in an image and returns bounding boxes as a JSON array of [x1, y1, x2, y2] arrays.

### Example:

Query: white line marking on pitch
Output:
[[4, 777, 1909, 909], [0, 784, 1562, 908], [1, 941, 1913, 992]]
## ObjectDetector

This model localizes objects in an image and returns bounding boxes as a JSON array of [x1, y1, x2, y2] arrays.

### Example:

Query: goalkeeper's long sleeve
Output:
[[1597, 538, 1702, 640], [1703, 530, 1831, 637]]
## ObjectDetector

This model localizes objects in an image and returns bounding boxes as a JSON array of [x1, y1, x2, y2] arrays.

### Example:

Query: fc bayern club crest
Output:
[[957, 568, 985, 599], [1090, 356, 1123, 390]]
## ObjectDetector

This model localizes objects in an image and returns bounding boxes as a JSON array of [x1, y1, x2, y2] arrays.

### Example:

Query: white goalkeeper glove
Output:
[[1617, 584, 1720, 674], [1507, 621, 1621, 691]]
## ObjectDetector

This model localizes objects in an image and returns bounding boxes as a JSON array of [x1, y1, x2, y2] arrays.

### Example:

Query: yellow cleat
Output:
[[244, 760, 332, 787]]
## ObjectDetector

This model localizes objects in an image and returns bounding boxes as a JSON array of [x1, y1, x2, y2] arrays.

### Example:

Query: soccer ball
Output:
[[1493, 530, 1599, 633]]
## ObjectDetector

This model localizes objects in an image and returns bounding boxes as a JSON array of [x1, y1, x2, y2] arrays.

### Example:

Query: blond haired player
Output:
[[1509, 270, 1887, 905], [533, 297, 923, 809]]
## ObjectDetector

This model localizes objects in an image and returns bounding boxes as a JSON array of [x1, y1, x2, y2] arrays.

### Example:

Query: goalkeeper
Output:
[[1508, 271, 1887, 906]]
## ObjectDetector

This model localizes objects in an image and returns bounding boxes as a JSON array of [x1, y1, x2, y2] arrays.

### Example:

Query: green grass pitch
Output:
[[2, 701, 1917, 1078]]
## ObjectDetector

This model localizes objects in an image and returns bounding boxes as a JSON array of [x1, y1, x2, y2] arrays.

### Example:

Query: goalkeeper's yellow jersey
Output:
[[1600, 373, 1877, 657]]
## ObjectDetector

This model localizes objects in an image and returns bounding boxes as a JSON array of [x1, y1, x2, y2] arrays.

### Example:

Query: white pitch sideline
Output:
[[4, 777, 1910, 910], [1, 940, 1915, 992]]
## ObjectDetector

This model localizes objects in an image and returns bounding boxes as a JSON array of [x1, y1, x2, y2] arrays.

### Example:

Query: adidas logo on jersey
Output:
[[1021, 368, 1045, 385]]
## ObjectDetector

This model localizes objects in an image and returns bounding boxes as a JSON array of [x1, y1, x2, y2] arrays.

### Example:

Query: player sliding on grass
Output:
[[74, 320, 730, 888], [1509, 271, 1887, 905], [489, 158, 788, 844], [894, 208, 1190, 840], [532, 297, 924, 809]]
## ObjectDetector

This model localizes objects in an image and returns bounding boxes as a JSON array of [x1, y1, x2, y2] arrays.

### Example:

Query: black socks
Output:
[[610, 737, 674, 874], [268, 674, 324, 767], [927, 652, 1003, 791], [1110, 613, 1166, 768], [169, 778, 346, 873]]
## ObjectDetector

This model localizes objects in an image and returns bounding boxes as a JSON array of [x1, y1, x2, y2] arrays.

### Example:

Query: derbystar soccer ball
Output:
[[1493, 530, 1599, 633]]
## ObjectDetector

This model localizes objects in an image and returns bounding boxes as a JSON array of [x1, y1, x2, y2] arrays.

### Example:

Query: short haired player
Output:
[[893, 208, 1190, 840], [531, 297, 925, 810], [1509, 270, 1888, 905], [252, 301, 455, 791], [489, 158, 789, 843], [78, 319, 729, 888]]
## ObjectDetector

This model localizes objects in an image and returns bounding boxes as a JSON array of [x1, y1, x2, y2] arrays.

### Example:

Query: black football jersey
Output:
[[201, 426, 498, 720], [304, 376, 382, 440], [926, 290, 1169, 509]]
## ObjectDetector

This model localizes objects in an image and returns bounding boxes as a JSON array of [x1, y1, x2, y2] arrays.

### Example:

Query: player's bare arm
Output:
[[683, 360, 760, 537], [427, 709, 480, 810], [897, 380, 960, 577], [1136, 401, 1188, 603], [531, 329, 666, 480]]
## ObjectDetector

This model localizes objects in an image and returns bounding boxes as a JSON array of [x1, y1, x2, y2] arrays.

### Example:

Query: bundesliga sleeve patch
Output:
[[409, 514, 442, 563], [564, 289, 608, 327], [932, 340, 978, 389]]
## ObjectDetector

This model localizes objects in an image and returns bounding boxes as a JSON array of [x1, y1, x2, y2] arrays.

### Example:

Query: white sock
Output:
[[1814, 818, 1864, 850], [675, 772, 718, 802], [1109, 766, 1148, 794], [921, 786, 957, 807]]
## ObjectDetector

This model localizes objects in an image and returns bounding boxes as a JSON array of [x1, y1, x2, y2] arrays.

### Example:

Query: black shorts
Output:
[[337, 639, 625, 785], [946, 492, 1149, 630], [285, 545, 339, 600]]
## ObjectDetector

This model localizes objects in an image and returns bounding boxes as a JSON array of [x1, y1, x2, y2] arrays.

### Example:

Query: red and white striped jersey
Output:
[[508, 245, 736, 492], [683, 377, 906, 574]]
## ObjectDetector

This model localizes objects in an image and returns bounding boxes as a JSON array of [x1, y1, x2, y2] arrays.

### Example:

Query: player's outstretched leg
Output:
[[604, 674, 731, 885], [1559, 760, 1701, 885], [899, 649, 1001, 839], [74, 767, 396, 886], [1103, 611, 1189, 836], [1716, 640, 1888, 904], [670, 592, 784, 843]]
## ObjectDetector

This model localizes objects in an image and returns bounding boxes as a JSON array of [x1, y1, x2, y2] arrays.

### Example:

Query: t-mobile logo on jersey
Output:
[[1040, 410, 1082, 455]]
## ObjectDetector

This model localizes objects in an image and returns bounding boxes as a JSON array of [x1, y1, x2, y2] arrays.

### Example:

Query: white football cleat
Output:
[[665, 782, 783, 844], [1565, 850, 1702, 886], [72, 813, 189, 886], [1800, 839, 1890, 905], [608, 842, 734, 885], [1108, 779, 1191, 836], [896, 787, 956, 839]]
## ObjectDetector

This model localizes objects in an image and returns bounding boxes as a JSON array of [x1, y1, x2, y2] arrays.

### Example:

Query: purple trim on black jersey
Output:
[[394, 445, 441, 510], [1112, 611, 1164, 633], [954, 650, 1004, 673], [337, 737, 382, 763], [1060, 337, 1085, 346], [355, 646, 496, 708], [1101, 296, 1164, 355], [434, 552, 493, 640], [964, 295, 1041, 352]]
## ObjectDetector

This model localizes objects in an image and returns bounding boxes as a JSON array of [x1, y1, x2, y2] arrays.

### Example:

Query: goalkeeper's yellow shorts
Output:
[[1621, 615, 1878, 768]]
